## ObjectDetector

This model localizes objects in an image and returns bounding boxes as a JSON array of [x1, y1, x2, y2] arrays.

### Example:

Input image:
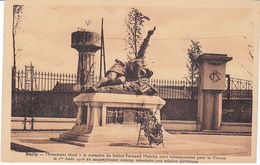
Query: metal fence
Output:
[[12, 69, 253, 124], [14, 69, 253, 99], [148, 79, 197, 99], [224, 75, 253, 100], [14, 70, 79, 92]]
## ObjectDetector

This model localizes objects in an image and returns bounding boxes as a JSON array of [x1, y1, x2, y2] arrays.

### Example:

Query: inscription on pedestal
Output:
[[123, 111, 136, 123], [106, 107, 148, 124]]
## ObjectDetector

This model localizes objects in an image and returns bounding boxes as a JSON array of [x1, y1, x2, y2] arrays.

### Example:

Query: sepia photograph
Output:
[[1, 0, 259, 163]]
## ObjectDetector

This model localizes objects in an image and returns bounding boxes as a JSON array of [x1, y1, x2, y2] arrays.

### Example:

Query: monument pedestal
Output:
[[56, 93, 165, 145]]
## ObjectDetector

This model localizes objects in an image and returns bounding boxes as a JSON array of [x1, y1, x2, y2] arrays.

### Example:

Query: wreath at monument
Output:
[[139, 111, 164, 146]]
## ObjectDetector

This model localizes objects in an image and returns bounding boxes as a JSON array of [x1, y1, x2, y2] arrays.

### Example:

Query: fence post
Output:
[[11, 68, 16, 128], [23, 97, 27, 130], [226, 75, 231, 100], [30, 92, 34, 130], [226, 74, 231, 110]]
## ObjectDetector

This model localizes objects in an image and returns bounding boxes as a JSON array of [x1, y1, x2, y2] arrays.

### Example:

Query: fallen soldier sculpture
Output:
[[88, 27, 158, 96]]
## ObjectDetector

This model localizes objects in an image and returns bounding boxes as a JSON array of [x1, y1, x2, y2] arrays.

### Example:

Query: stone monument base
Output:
[[52, 93, 166, 146], [58, 124, 148, 146]]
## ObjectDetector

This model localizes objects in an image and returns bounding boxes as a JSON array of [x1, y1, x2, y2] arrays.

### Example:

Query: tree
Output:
[[185, 40, 202, 99], [11, 5, 23, 122], [12, 5, 23, 70], [12, 4, 23, 90], [124, 8, 150, 58]]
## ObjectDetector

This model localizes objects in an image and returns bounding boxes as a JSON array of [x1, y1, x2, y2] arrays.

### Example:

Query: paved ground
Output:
[[11, 131, 251, 156]]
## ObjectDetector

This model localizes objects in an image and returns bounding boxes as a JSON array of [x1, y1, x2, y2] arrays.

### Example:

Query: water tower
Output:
[[71, 31, 101, 90]]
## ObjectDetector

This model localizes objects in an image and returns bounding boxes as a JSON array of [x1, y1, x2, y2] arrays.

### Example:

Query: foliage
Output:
[[185, 40, 202, 99], [140, 111, 164, 146], [185, 40, 202, 87], [13, 5, 23, 36], [124, 8, 150, 58]]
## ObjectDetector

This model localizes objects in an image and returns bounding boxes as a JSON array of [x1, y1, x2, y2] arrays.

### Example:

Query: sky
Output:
[[10, 1, 258, 81]]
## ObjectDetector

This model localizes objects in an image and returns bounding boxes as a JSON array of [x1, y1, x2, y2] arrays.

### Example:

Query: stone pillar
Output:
[[195, 53, 232, 131], [89, 103, 102, 127], [212, 91, 223, 130], [202, 91, 214, 130], [196, 88, 203, 131], [75, 103, 83, 125], [101, 105, 107, 126]]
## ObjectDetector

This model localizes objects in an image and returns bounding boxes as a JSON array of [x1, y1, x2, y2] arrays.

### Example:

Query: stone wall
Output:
[[12, 92, 252, 123], [12, 91, 79, 118]]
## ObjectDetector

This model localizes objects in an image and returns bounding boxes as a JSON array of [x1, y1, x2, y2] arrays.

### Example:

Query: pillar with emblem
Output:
[[195, 53, 232, 131]]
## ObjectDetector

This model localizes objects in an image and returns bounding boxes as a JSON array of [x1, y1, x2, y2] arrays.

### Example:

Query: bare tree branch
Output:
[[12, 5, 23, 69]]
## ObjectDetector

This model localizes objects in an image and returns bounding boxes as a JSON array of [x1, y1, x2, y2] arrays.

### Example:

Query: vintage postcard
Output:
[[1, 0, 259, 163]]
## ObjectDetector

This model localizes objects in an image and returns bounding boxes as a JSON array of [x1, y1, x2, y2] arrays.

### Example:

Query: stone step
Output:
[[167, 130, 251, 136], [11, 142, 46, 152], [50, 137, 86, 147]]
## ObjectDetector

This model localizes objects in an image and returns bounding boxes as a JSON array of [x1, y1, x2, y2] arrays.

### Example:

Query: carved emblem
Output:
[[209, 70, 221, 83]]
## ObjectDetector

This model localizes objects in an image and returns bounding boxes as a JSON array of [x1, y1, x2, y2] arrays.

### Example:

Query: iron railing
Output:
[[225, 75, 252, 100], [15, 70, 77, 91], [13, 69, 252, 99], [11, 69, 253, 125]]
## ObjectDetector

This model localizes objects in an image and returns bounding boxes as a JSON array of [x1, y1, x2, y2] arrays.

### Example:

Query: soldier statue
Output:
[[88, 27, 157, 96]]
